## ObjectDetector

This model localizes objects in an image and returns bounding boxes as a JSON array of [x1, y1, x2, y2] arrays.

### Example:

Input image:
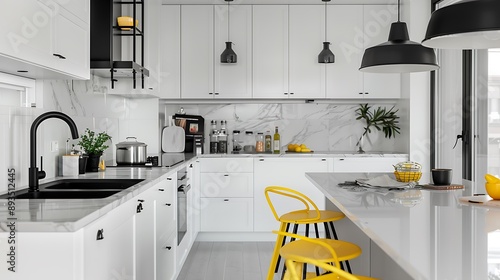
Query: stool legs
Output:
[[267, 222, 287, 280]]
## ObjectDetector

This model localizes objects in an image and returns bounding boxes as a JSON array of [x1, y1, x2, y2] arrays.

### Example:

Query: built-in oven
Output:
[[177, 166, 190, 245]]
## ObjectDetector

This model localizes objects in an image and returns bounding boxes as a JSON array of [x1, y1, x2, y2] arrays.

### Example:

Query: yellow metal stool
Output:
[[278, 231, 378, 280], [265, 186, 349, 280]]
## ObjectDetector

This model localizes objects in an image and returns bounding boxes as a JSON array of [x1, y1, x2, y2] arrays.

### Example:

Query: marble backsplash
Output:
[[160, 103, 406, 153]]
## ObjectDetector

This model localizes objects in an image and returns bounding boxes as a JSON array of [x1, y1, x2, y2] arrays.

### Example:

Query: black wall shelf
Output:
[[90, 0, 149, 89]]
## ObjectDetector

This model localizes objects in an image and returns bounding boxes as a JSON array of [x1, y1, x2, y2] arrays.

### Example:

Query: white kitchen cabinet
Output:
[[200, 197, 254, 232], [252, 5, 289, 99], [326, 5, 400, 99], [200, 173, 253, 198], [0, 0, 89, 80], [83, 199, 136, 280], [288, 5, 326, 99], [214, 4, 252, 99], [156, 176, 176, 241], [157, 231, 176, 280], [159, 5, 181, 99], [332, 156, 408, 172], [135, 189, 156, 280], [253, 157, 328, 232], [188, 161, 200, 238]]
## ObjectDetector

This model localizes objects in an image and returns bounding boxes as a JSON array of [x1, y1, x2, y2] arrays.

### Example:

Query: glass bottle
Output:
[[210, 120, 219, 154], [218, 120, 228, 154], [256, 133, 264, 153], [232, 130, 242, 153], [265, 131, 272, 153], [273, 126, 281, 154]]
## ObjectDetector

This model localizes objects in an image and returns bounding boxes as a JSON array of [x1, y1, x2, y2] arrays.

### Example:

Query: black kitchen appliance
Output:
[[172, 114, 205, 154]]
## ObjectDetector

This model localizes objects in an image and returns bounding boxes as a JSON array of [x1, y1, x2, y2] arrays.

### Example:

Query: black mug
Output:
[[432, 169, 452, 185]]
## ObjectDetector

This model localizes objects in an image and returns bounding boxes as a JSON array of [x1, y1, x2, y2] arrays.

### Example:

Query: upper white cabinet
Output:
[[288, 5, 326, 99], [252, 5, 288, 99], [0, 0, 90, 80], [159, 5, 181, 99], [327, 5, 400, 99]]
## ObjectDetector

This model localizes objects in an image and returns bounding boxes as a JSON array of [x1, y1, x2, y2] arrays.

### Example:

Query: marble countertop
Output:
[[306, 172, 498, 280], [0, 162, 191, 232], [199, 151, 408, 158]]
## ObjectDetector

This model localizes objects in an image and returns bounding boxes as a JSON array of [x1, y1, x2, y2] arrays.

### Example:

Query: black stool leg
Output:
[[275, 223, 290, 273], [324, 222, 331, 239], [329, 221, 339, 240]]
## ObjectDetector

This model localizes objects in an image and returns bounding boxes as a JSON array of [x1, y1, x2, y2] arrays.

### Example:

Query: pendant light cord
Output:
[[398, 0, 400, 22], [324, 1, 327, 41], [227, 0, 230, 42]]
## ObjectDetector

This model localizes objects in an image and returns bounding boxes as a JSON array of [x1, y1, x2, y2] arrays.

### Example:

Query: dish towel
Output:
[[356, 175, 410, 188]]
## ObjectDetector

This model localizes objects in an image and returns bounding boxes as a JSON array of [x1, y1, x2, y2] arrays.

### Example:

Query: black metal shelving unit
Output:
[[90, 0, 149, 89]]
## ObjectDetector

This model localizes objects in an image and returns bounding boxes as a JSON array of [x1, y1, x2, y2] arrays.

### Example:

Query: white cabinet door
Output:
[[214, 5, 252, 99], [156, 176, 176, 241], [253, 157, 328, 232], [181, 5, 214, 99], [252, 5, 289, 99], [200, 172, 253, 198], [189, 161, 201, 237], [200, 197, 253, 232], [84, 201, 135, 280], [362, 5, 401, 99], [56, 0, 90, 23], [326, 5, 364, 99], [159, 5, 181, 98], [332, 156, 408, 173], [157, 232, 176, 280], [288, 5, 326, 99], [135, 190, 156, 280]]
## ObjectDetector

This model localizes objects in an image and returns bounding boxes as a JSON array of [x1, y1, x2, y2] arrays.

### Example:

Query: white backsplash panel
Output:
[[161, 103, 402, 153]]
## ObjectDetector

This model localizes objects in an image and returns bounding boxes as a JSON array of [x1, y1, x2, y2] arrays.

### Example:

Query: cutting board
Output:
[[162, 119, 185, 153], [458, 196, 500, 208]]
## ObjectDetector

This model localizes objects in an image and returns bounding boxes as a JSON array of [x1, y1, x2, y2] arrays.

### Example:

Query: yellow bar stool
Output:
[[277, 231, 378, 280], [265, 186, 351, 280]]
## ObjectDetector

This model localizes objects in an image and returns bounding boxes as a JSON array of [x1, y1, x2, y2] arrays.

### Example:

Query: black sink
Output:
[[43, 179, 144, 190], [13, 190, 121, 199]]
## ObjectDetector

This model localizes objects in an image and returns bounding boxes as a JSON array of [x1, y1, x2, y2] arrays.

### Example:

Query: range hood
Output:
[[90, 0, 149, 89]]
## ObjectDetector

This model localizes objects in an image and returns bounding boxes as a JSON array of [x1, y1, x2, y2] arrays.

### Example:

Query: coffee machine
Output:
[[172, 114, 205, 154]]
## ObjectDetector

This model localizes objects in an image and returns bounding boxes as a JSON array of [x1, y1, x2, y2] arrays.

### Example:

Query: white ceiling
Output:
[[162, 0, 398, 5]]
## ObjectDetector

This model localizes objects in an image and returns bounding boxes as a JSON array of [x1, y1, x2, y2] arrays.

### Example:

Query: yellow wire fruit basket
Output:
[[394, 171, 422, 182]]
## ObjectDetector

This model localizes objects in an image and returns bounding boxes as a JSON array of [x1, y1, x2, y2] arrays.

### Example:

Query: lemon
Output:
[[301, 148, 311, 153], [287, 144, 295, 151], [295, 146, 302, 152], [485, 174, 500, 183], [300, 144, 307, 149]]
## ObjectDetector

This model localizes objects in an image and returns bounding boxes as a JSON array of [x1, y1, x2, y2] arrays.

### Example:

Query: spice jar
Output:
[[232, 130, 242, 153], [243, 131, 255, 153], [256, 133, 264, 153], [265, 131, 272, 152]]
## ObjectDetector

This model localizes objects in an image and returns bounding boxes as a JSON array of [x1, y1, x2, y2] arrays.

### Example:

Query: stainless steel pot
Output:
[[116, 137, 147, 165]]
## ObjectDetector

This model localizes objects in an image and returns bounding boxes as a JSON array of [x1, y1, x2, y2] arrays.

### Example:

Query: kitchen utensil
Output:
[[116, 137, 147, 165], [162, 117, 185, 153], [117, 16, 139, 31]]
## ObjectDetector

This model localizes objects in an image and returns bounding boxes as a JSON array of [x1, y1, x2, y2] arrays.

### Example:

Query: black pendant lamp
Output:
[[318, 0, 334, 63], [423, 0, 500, 49], [220, 0, 237, 63], [359, 0, 439, 73]]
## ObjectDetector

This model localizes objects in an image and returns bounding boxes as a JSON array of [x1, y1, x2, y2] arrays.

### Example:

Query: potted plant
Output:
[[355, 104, 400, 153], [78, 128, 112, 172]]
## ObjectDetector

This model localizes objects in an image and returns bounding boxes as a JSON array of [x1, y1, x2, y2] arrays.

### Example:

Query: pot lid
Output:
[[116, 137, 147, 148]]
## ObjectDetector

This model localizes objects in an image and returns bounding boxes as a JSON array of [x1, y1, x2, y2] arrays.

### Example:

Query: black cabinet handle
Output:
[[339, 158, 345, 161], [214, 92, 219, 95], [165, 246, 172, 250], [167, 178, 172, 181], [136, 203, 143, 213], [359, 92, 363, 95], [284, 92, 288, 95], [53, 53, 66, 59], [321, 159, 326, 161], [290, 92, 294, 95], [259, 159, 264, 161], [96, 229, 104, 240], [158, 188, 165, 192], [166, 203, 172, 206], [224, 199, 229, 202], [364, 92, 369, 95], [224, 174, 229, 177], [209, 92, 213, 95], [189, 164, 193, 168], [138, 199, 145, 202]]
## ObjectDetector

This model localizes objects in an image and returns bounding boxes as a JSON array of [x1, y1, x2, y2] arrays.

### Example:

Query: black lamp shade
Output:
[[360, 22, 439, 73], [318, 42, 335, 63], [221, 42, 237, 63], [423, 0, 500, 49]]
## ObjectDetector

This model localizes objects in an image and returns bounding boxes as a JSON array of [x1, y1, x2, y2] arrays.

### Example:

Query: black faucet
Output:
[[29, 111, 79, 192]]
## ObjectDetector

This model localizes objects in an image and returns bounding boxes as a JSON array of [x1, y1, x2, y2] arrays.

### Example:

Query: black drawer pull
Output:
[[224, 199, 229, 202], [166, 203, 172, 206], [158, 188, 165, 191], [165, 246, 172, 250], [136, 203, 143, 213], [138, 199, 145, 202], [53, 53, 66, 59], [167, 177, 172, 181], [96, 229, 104, 240]]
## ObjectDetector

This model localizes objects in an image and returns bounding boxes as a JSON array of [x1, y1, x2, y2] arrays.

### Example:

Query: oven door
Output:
[[177, 183, 190, 245]]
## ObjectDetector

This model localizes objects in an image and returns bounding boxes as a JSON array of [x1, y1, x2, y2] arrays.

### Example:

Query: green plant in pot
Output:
[[78, 128, 111, 172], [355, 104, 400, 153]]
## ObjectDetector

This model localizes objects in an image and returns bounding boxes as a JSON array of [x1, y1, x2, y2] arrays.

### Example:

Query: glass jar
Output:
[[232, 130, 242, 153], [256, 133, 264, 153], [243, 131, 255, 153]]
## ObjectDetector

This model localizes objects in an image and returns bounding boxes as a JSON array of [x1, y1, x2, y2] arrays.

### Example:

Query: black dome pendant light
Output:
[[220, 0, 237, 63], [359, 0, 439, 73], [423, 0, 500, 49], [318, 0, 334, 63]]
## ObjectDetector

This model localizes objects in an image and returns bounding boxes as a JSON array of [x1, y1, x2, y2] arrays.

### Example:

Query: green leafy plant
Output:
[[355, 104, 400, 149], [78, 128, 112, 156]]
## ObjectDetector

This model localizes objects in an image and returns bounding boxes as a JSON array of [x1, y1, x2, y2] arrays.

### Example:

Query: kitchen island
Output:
[[306, 172, 497, 280]]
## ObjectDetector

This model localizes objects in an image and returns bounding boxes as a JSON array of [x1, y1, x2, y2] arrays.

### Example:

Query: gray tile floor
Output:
[[177, 242, 281, 280]]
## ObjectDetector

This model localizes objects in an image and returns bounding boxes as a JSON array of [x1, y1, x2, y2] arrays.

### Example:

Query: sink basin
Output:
[[13, 190, 121, 199], [43, 179, 144, 190]]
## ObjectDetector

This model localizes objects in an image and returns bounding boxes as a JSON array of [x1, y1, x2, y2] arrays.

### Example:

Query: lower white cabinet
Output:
[[253, 157, 328, 232], [200, 197, 253, 232], [332, 156, 408, 172], [135, 190, 156, 280], [157, 232, 176, 280]]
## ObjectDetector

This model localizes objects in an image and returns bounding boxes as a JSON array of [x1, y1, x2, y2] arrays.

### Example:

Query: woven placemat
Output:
[[421, 184, 464, 190]]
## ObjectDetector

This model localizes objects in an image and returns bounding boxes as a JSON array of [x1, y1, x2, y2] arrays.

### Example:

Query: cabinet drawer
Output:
[[200, 173, 253, 198], [157, 232, 176, 280], [156, 179, 176, 240], [200, 198, 253, 232], [200, 158, 253, 173], [332, 157, 408, 173]]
